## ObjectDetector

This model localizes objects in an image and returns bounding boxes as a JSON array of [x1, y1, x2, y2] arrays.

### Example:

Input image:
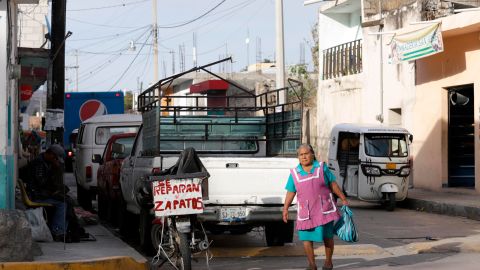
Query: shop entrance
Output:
[[448, 84, 474, 187]]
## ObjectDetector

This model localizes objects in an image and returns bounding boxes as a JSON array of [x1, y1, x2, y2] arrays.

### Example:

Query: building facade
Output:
[[313, 0, 480, 192]]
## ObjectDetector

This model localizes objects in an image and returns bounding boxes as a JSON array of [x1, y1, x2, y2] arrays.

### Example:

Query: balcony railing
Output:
[[323, 39, 362, 80]]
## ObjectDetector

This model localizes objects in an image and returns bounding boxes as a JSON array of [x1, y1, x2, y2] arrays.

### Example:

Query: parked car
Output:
[[75, 114, 141, 210], [94, 133, 137, 225]]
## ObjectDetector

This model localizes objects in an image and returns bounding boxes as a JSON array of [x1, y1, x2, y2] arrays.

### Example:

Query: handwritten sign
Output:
[[152, 178, 203, 217]]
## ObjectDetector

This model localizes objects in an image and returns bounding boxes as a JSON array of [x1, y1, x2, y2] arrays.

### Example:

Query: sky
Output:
[[64, 0, 319, 93]]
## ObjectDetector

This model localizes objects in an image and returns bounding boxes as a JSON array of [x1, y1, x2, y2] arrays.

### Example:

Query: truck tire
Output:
[[118, 198, 135, 238], [284, 221, 294, 243], [265, 222, 286, 246], [76, 182, 92, 211], [97, 191, 107, 221], [139, 209, 154, 254]]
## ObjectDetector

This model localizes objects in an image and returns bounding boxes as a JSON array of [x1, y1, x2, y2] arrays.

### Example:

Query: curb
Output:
[[205, 244, 385, 258], [401, 197, 480, 221], [404, 234, 480, 254], [0, 256, 148, 270]]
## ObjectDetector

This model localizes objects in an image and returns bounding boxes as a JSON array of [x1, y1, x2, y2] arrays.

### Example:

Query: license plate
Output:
[[220, 207, 247, 221], [386, 163, 396, 169]]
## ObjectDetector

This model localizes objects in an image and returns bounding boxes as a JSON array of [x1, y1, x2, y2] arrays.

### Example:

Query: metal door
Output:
[[448, 84, 474, 187]]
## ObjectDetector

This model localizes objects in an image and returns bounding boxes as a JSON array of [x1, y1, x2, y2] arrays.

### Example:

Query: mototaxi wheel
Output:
[[385, 192, 396, 211]]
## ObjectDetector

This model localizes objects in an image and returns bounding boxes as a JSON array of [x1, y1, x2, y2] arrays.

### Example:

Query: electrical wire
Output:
[[108, 31, 152, 91], [159, 0, 256, 43], [67, 30, 151, 79], [68, 25, 150, 42], [188, 0, 269, 57], [67, 16, 146, 29], [157, 0, 227, 29], [67, 25, 151, 57], [73, 26, 152, 76], [67, 0, 149, 12]]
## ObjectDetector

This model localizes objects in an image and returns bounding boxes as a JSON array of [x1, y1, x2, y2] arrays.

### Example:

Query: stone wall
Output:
[[0, 210, 33, 262]]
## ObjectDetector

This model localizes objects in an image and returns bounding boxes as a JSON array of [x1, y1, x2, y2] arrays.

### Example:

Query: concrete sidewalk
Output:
[[401, 187, 480, 221], [0, 223, 148, 270]]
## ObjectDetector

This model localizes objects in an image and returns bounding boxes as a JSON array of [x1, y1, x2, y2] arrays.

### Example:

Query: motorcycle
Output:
[[136, 148, 210, 270]]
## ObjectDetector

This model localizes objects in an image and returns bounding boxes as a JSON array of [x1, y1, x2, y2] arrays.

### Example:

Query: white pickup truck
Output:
[[119, 124, 299, 249], [119, 59, 304, 251]]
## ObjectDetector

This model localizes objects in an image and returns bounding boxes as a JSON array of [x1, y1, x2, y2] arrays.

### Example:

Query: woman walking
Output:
[[283, 144, 348, 270]]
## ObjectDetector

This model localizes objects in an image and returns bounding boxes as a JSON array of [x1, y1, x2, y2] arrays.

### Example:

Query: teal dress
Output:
[[285, 160, 336, 242]]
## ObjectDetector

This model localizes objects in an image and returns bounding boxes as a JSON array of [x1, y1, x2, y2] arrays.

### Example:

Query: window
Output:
[[364, 134, 408, 157], [77, 124, 85, 144], [131, 125, 143, 157], [111, 137, 135, 159], [95, 126, 139, 145]]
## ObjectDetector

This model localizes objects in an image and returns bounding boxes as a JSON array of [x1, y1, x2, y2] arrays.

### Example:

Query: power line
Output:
[[68, 25, 150, 42], [157, 0, 227, 29], [67, 0, 149, 12], [67, 17, 145, 29], [159, 0, 257, 43], [108, 31, 152, 91]]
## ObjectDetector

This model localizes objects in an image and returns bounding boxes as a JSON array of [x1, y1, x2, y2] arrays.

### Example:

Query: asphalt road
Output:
[[65, 173, 480, 269]]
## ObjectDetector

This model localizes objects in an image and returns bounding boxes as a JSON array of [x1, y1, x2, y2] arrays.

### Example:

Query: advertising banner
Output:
[[389, 23, 443, 63]]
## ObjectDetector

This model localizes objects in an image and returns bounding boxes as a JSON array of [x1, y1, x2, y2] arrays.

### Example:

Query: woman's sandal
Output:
[[322, 265, 333, 270]]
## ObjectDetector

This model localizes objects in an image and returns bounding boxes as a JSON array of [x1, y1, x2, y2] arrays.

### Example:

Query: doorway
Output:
[[448, 84, 474, 187]]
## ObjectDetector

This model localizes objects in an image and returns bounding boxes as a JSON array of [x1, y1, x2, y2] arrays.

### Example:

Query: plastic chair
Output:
[[17, 179, 53, 208]]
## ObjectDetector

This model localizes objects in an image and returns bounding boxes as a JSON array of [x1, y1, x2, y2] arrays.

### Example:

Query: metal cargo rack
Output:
[[137, 57, 305, 157]]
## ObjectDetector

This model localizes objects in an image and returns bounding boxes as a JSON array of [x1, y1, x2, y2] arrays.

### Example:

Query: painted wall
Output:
[[316, 4, 363, 160], [318, 10, 363, 51], [415, 31, 480, 192], [361, 1, 420, 129], [0, 1, 19, 209], [317, 74, 363, 160]]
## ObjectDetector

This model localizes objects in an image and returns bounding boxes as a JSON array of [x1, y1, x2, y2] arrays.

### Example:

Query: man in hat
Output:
[[19, 144, 69, 241]]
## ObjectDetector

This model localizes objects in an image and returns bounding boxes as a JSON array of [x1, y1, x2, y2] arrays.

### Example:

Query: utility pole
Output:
[[49, 0, 67, 144], [170, 50, 175, 74], [65, 50, 79, 92], [75, 50, 79, 92], [245, 28, 250, 70], [275, 0, 286, 104], [193, 32, 197, 67], [152, 0, 159, 83]]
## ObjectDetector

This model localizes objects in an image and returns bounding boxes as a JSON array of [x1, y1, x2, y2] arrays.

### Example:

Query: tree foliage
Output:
[[124, 91, 133, 111]]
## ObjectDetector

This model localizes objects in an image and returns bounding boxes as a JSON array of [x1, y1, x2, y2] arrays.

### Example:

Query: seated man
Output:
[[19, 144, 70, 242]]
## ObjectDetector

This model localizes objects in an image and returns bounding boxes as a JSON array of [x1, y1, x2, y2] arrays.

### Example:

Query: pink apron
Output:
[[291, 163, 341, 231]]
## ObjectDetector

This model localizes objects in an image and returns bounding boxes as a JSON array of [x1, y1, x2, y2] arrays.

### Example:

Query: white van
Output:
[[75, 114, 142, 209]]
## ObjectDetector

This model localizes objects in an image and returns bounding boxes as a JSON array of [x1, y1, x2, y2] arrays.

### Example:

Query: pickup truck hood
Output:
[[198, 157, 298, 205]]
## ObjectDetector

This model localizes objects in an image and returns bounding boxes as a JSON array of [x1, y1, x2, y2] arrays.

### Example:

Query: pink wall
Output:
[[415, 31, 480, 192]]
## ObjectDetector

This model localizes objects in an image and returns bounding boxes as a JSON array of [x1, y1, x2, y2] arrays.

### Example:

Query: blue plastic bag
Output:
[[334, 205, 359, 242]]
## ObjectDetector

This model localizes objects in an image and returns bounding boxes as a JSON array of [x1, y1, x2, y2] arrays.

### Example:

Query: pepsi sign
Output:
[[79, 99, 108, 121]]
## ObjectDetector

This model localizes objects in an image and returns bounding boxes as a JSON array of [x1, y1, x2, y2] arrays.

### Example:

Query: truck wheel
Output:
[[118, 198, 135, 238], [283, 221, 294, 243], [386, 192, 396, 211], [265, 222, 286, 246], [139, 209, 154, 254], [77, 182, 92, 211], [97, 191, 107, 221]]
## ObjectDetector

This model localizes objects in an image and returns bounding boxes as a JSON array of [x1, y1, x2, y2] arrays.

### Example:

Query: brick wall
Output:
[[18, 0, 49, 48]]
